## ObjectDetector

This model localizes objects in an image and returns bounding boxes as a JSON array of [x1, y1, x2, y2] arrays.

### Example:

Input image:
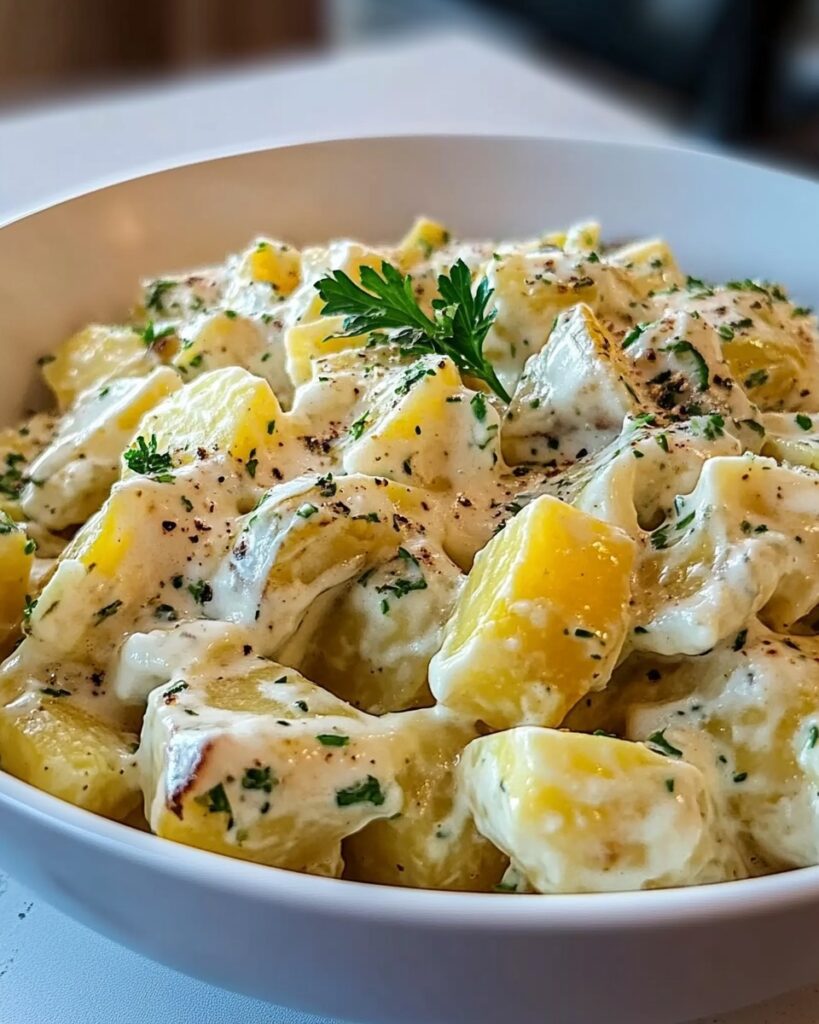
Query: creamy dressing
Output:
[[2, 217, 818, 893]]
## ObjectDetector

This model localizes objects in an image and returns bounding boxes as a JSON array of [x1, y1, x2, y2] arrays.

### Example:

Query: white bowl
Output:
[[1, 135, 819, 1024]]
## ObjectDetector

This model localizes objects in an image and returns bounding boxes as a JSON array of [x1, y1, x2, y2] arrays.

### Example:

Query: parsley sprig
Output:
[[315, 260, 509, 401]]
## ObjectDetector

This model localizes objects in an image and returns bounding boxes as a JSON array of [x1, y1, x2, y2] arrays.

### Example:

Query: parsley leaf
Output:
[[315, 259, 509, 401]]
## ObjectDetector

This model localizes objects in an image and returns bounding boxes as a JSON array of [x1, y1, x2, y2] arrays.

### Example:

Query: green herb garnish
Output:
[[123, 434, 174, 482], [315, 259, 509, 401], [647, 729, 683, 758], [242, 766, 275, 793], [317, 734, 349, 747], [335, 775, 385, 807]]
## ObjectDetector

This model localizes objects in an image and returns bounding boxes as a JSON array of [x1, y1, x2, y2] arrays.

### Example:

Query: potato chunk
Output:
[[0, 657, 139, 819], [140, 659, 411, 874], [22, 367, 181, 529], [284, 316, 370, 388], [429, 495, 635, 729], [0, 513, 33, 652], [132, 366, 283, 473], [461, 727, 738, 892], [344, 708, 505, 890], [43, 324, 162, 411]]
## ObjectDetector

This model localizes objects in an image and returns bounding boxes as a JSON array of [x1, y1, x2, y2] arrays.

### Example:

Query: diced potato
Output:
[[211, 473, 435, 652], [429, 495, 636, 729], [563, 220, 601, 254], [284, 316, 370, 388], [28, 467, 239, 664], [132, 366, 283, 472], [0, 415, 58, 521], [294, 241, 391, 325], [344, 708, 506, 890], [622, 628, 819, 868], [503, 303, 640, 465], [483, 249, 641, 392], [396, 217, 451, 268], [43, 324, 160, 411], [607, 238, 684, 297], [633, 455, 819, 656], [173, 311, 268, 379], [283, 540, 463, 714], [762, 412, 819, 469], [0, 513, 33, 652], [140, 659, 410, 874], [724, 334, 809, 410], [242, 239, 301, 297], [22, 368, 181, 529], [461, 727, 735, 892], [0, 661, 139, 819], [343, 355, 504, 491]]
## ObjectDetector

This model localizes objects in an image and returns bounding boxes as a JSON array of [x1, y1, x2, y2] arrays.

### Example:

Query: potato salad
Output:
[[1, 216, 818, 894]]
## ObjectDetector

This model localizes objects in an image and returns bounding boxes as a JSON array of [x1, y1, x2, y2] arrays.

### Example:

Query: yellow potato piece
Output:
[[343, 355, 502, 492], [429, 494, 636, 729], [723, 333, 808, 410], [607, 238, 684, 298], [284, 316, 370, 388], [0, 670, 139, 819], [0, 516, 32, 652], [396, 217, 451, 269], [563, 220, 601, 254], [142, 661, 407, 875], [344, 708, 506, 890], [243, 240, 301, 296], [173, 311, 267, 378], [762, 413, 819, 469], [133, 366, 282, 469], [461, 727, 719, 893], [43, 324, 159, 411]]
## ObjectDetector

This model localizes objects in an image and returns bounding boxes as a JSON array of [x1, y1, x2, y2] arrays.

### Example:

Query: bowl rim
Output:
[[3, 132, 819, 931], [3, 129, 818, 233]]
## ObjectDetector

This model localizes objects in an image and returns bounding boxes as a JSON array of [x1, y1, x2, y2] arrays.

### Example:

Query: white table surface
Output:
[[0, 30, 817, 1024]]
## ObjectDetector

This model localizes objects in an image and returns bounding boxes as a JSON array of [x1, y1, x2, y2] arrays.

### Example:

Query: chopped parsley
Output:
[[139, 321, 175, 346], [470, 391, 487, 421], [743, 369, 769, 390], [796, 413, 813, 432], [123, 434, 174, 482], [663, 340, 709, 390], [145, 279, 175, 312], [317, 473, 337, 497], [807, 725, 819, 750], [187, 580, 213, 605], [196, 782, 233, 824], [317, 734, 349, 747], [732, 629, 748, 651], [41, 686, 71, 698], [621, 322, 648, 350], [349, 412, 370, 440], [647, 729, 683, 758], [241, 766, 275, 793], [335, 775, 385, 807], [0, 452, 26, 498], [394, 365, 435, 396], [701, 413, 725, 440]]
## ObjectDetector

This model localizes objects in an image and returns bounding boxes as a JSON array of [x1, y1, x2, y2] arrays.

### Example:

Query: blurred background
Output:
[[1, 0, 819, 170]]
